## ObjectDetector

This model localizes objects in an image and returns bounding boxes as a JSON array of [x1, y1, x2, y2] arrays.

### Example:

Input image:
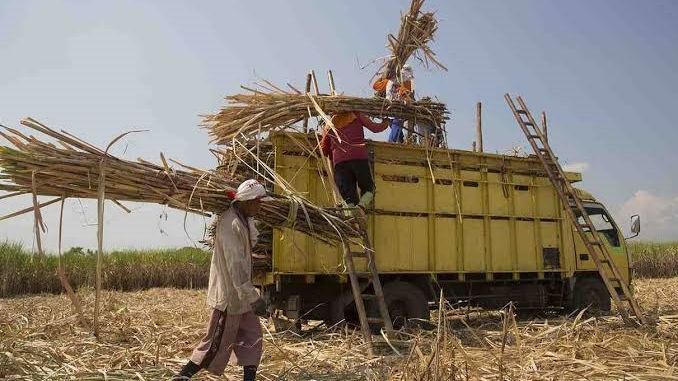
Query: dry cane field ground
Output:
[[0, 243, 677, 380]]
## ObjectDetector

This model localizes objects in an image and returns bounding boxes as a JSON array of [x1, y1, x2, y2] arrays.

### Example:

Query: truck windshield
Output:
[[577, 207, 620, 247]]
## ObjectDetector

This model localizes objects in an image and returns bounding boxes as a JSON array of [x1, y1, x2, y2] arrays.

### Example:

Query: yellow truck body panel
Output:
[[269, 132, 629, 286]]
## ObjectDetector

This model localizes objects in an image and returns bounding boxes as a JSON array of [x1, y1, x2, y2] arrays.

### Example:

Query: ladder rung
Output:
[[367, 317, 384, 324], [361, 294, 378, 300], [509, 94, 646, 326], [347, 251, 367, 258], [356, 272, 373, 278]]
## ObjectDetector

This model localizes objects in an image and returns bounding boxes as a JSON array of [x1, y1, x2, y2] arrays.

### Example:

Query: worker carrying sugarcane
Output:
[[174, 179, 273, 381], [373, 64, 415, 143], [320, 112, 389, 210]]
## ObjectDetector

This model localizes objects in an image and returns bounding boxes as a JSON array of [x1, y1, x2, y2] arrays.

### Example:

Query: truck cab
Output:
[[567, 191, 638, 313]]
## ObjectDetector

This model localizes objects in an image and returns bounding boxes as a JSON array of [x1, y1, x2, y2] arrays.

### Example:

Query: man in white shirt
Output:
[[174, 179, 273, 381]]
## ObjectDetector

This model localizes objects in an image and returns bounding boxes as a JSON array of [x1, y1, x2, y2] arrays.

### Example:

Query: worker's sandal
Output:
[[172, 361, 201, 380]]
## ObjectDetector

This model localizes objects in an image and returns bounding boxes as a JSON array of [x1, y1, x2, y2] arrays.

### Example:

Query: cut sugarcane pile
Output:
[[1, 279, 676, 380], [0, 118, 362, 245], [203, 90, 448, 145]]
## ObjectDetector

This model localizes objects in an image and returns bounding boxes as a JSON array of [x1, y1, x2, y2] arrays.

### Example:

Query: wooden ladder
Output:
[[342, 213, 393, 356], [504, 94, 645, 325]]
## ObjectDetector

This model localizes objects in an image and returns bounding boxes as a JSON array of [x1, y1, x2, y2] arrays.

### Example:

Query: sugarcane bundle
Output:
[[0, 118, 362, 245], [376, 0, 447, 81], [213, 142, 276, 179], [203, 90, 449, 145], [252, 225, 273, 273]]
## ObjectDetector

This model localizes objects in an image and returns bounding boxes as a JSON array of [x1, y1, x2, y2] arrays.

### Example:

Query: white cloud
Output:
[[616, 190, 678, 241], [562, 161, 590, 173]]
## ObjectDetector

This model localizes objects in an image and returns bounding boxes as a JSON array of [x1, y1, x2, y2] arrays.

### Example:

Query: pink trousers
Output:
[[190, 309, 263, 375]]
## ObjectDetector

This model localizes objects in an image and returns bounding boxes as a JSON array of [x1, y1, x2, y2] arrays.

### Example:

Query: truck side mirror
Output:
[[627, 214, 640, 239]]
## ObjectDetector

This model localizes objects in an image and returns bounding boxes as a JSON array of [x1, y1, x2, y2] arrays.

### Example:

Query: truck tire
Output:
[[572, 277, 611, 315], [370, 281, 431, 330], [326, 291, 362, 328], [326, 297, 348, 328]]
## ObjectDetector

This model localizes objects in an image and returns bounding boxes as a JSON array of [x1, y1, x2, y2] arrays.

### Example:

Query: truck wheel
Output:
[[572, 277, 611, 315], [370, 281, 431, 330], [326, 297, 347, 328], [325, 291, 361, 329]]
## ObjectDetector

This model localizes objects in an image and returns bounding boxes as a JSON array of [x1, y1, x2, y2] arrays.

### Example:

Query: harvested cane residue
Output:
[[1, 279, 677, 380]]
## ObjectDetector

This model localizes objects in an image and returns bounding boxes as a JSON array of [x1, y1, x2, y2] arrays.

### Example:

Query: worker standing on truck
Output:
[[385, 64, 415, 143], [174, 179, 273, 381], [320, 112, 389, 209], [415, 96, 439, 147]]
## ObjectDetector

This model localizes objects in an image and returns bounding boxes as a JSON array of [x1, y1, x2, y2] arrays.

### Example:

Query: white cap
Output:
[[234, 179, 274, 202]]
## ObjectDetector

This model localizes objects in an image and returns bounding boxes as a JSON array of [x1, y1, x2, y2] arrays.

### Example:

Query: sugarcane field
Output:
[[1, 1, 677, 380]]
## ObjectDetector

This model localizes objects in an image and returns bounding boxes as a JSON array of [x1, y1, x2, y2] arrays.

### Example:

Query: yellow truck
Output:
[[259, 132, 639, 327]]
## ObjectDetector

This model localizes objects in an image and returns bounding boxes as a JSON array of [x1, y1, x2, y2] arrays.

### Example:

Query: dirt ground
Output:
[[1, 278, 676, 380]]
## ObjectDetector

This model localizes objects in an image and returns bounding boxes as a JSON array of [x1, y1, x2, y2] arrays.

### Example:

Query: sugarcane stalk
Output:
[[0, 119, 363, 246]]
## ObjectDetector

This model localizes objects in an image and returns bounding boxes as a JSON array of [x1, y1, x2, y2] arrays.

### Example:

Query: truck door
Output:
[[572, 205, 630, 284]]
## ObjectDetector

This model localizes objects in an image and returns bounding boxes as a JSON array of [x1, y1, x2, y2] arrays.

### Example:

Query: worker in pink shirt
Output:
[[320, 112, 389, 209]]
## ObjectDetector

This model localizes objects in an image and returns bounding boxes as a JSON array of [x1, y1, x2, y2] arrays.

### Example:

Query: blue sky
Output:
[[1, 0, 677, 251]]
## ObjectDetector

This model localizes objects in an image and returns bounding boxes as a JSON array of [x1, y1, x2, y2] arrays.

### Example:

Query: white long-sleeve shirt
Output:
[[206, 207, 260, 314]]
